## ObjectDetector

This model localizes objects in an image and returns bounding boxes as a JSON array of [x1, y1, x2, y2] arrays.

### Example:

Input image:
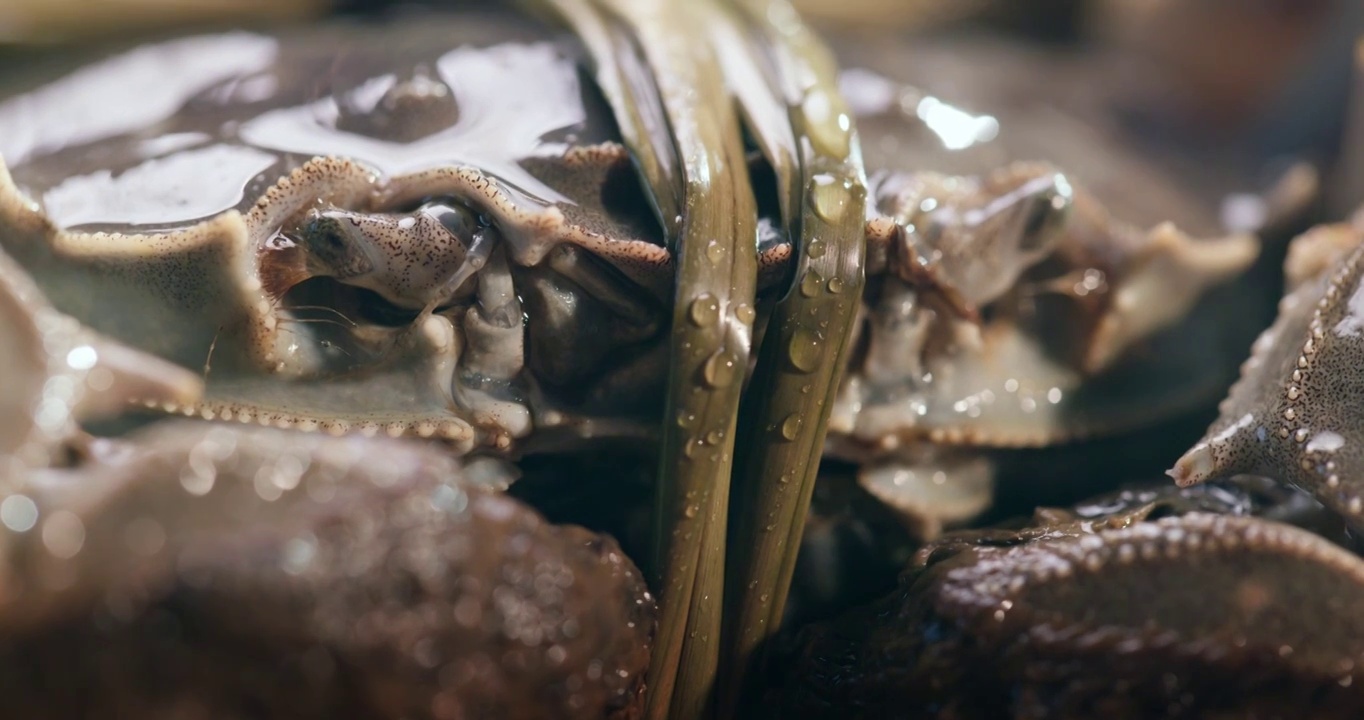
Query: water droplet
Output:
[[810, 174, 852, 221], [65, 345, 98, 370], [705, 429, 725, 445], [734, 303, 756, 325], [705, 239, 725, 265], [684, 504, 699, 519], [124, 517, 166, 557], [430, 484, 470, 515], [800, 270, 823, 297], [779, 473, 793, 484], [281, 533, 318, 575], [34, 398, 69, 433], [688, 293, 720, 327], [787, 328, 822, 373], [703, 350, 739, 388], [42, 510, 84, 559], [801, 89, 852, 158], [806, 238, 827, 259], [780, 414, 802, 441], [179, 463, 216, 496], [827, 277, 845, 294], [676, 411, 697, 429], [0, 495, 38, 532]]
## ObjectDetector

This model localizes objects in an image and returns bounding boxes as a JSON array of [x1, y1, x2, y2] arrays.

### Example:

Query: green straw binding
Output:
[[719, 1, 868, 714], [517, 1, 863, 715], [521, 0, 763, 716]]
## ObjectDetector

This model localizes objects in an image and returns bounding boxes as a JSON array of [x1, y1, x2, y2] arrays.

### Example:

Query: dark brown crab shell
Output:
[[2, 422, 656, 720], [772, 508, 1364, 719]]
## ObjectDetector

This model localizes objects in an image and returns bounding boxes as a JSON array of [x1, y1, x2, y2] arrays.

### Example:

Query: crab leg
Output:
[[718, 0, 867, 712], [520, 0, 760, 716]]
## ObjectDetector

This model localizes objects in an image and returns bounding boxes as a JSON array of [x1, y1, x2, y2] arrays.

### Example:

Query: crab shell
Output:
[[771, 502, 1364, 719], [0, 12, 686, 455], [1171, 211, 1364, 533], [819, 35, 1267, 534], [0, 89, 658, 720], [0, 11, 1259, 538]]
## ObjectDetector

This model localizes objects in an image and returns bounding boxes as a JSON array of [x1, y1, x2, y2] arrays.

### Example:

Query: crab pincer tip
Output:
[[1168, 442, 1214, 488]]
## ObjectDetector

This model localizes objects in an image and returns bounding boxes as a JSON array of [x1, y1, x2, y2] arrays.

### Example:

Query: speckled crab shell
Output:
[[1172, 210, 1364, 531], [0, 14, 691, 457], [772, 495, 1364, 719], [0, 11, 1259, 537]]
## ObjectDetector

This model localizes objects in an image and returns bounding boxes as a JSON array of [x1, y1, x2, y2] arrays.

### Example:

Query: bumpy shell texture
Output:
[[3, 424, 655, 720], [1173, 217, 1364, 531], [772, 508, 1364, 719]]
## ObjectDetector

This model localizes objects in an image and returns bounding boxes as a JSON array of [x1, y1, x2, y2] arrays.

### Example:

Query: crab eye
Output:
[[1015, 195, 1061, 253], [297, 213, 373, 279], [301, 216, 349, 256], [308, 221, 346, 249]]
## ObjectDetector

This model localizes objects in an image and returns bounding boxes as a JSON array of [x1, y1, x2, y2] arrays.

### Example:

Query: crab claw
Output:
[[1169, 219, 1364, 528], [1167, 424, 1248, 489]]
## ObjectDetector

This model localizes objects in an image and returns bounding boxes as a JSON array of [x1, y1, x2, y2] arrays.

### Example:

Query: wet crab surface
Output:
[[0, 2, 1362, 718]]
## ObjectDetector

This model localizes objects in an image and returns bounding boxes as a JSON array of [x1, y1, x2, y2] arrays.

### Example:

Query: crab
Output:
[[0, 133, 656, 720], [1172, 211, 1364, 530], [0, 0, 1332, 717], [764, 203, 1364, 720], [769, 477, 1364, 719]]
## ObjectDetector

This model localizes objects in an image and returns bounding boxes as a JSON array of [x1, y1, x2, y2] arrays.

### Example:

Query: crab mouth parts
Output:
[[228, 164, 671, 451]]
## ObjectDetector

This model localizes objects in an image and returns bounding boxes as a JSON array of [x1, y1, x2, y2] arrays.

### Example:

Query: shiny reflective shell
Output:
[[0, 5, 1338, 717], [1, 12, 1255, 536]]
